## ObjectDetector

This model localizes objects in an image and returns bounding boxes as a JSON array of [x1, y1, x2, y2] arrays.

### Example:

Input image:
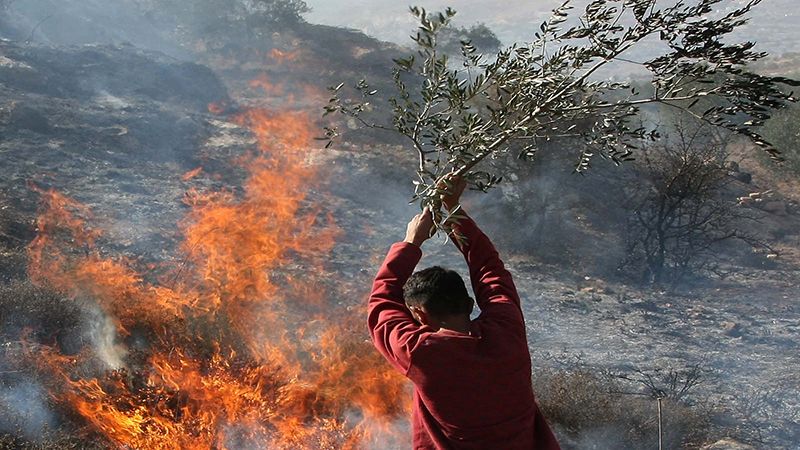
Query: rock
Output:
[[702, 438, 756, 450], [731, 171, 752, 184], [721, 321, 743, 337]]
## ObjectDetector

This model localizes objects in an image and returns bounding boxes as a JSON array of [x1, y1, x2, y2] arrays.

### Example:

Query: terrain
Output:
[[1, 1, 799, 448]]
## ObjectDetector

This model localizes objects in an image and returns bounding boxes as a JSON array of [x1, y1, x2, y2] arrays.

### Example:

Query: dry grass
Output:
[[534, 368, 715, 449], [0, 433, 106, 450]]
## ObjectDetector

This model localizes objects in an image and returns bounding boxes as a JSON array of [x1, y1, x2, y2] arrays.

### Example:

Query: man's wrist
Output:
[[403, 237, 424, 247]]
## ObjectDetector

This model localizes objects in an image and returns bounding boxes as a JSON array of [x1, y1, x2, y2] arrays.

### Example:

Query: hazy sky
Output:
[[305, 0, 798, 55], [305, 0, 552, 45]]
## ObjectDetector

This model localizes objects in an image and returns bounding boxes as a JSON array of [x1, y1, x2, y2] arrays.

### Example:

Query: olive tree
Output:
[[135, 0, 310, 42], [323, 0, 798, 232], [760, 102, 800, 175], [438, 23, 501, 57]]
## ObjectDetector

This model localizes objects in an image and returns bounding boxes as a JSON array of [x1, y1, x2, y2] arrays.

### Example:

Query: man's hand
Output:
[[404, 208, 434, 247], [439, 174, 467, 211]]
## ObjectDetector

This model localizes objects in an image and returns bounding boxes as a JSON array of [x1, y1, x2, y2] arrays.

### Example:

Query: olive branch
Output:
[[323, 0, 798, 232]]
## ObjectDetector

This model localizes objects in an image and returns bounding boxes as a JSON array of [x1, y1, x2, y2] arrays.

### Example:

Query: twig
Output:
[[25, 13, 53, 44], [657, 396, 663, 450]]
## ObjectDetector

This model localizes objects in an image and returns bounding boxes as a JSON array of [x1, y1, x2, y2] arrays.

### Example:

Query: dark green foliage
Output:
[[248, 0, 310, 26], [760, 102, 800, 175], [324, 0, 798, 232], [135, 0, 310, 42], [437, 23, 501, 57]]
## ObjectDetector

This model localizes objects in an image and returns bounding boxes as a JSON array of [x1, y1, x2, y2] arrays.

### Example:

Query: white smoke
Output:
[[83, 303, 127, 370], [0, 381, 57, 441]]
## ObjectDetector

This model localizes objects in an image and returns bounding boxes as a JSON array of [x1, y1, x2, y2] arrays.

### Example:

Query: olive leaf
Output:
[[324, 0, 798, 233]]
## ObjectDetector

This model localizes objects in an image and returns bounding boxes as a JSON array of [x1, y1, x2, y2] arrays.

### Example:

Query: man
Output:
[[368, 176, 560, 449]]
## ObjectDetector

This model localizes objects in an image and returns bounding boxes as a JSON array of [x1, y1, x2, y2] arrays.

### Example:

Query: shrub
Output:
[[620, 121, 761, 286], [760, 102, 800, 176], [534, 367, 714, 449]]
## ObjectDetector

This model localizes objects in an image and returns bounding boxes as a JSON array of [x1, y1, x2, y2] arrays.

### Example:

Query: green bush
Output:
[[761, 102, 800, 175]]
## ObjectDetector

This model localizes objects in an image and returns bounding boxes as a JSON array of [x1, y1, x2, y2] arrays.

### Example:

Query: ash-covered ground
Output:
[[1, 2, 800, 448], [324, 148, 800, 448]]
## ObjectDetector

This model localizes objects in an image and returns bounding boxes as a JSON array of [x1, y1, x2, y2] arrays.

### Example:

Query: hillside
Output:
[[1, 2, 799, 449]]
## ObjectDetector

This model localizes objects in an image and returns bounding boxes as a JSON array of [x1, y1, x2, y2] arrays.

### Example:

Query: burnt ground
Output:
[[325, 150, 800, 448], [1, 29, 799, 450], [518, 267, 799, 445]]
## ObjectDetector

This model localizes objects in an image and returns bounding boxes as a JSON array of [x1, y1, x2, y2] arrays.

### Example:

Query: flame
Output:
[[269, 48, 301, 64], [207, 102, 227, 115], [181, 167, 203, 182], [247, 74, 327, 107], [23, 101, 410, 448], [249, 74, 286, 97]]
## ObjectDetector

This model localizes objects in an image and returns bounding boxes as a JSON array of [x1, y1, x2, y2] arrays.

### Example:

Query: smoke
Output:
[[0, 0, 796, 447], [556, 424, 628, 450], [0, 381, 57, 441], [345, 408, 412, 450], [1, 0, 190, 58], [83, 303, 127, 370], [304, 0, 800, 57]]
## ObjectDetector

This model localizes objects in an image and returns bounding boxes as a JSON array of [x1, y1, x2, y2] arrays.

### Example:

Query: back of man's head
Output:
[[403, 266, 473, 318]]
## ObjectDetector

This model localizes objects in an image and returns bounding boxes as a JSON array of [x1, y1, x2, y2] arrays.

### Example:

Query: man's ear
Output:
[[408, 305, 428, 325]]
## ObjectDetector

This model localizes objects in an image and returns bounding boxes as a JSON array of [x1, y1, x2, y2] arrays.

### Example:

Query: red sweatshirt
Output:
[[368, 214, 561, 450]]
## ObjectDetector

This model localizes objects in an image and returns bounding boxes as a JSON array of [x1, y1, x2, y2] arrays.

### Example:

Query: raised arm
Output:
[[451, 213, 521, 311], [440, 176, 521, 312], [367, 209, 434, 373]]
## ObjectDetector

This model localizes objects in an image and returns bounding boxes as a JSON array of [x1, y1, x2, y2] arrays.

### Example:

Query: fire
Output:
[[207, 102, 227, 115], [182, 167, 204, 181], [249, 74, 286, 97], [247, 74, 327, 107], [269, 48, 301, 64], [22, 101, 411, 446]]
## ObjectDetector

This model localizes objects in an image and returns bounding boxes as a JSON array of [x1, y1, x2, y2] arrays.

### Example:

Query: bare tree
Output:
[[620, 121, 760, 285], [613, 364, 707, 402]]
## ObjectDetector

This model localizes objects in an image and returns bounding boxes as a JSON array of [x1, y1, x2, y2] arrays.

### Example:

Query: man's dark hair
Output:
[[403, 266, 473, 318]]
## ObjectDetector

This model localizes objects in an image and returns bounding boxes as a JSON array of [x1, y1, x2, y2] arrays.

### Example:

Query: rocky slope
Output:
[[0, 12, 799, 450]]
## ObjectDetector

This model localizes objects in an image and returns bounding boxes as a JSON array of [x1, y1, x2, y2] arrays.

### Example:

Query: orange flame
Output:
[[249, 74, 285, 97], [207, 102, 227, 115], [269, 48, 301, 64], [24, 104, 410, 448]]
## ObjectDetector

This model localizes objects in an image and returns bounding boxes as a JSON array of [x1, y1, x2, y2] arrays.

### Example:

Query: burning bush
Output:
[[0, 105, 412, 449]]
